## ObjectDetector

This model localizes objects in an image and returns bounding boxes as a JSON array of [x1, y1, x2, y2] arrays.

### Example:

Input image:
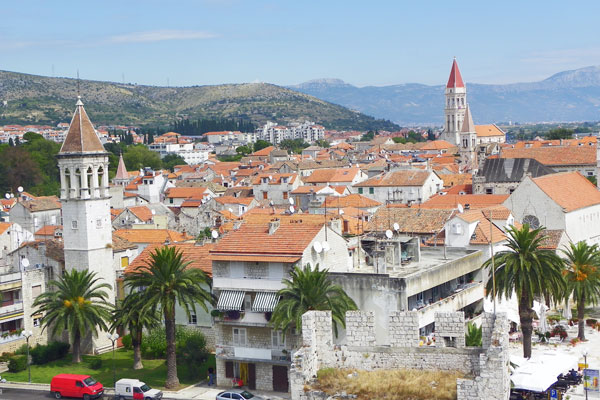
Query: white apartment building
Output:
[[255, 121, 325, 145]]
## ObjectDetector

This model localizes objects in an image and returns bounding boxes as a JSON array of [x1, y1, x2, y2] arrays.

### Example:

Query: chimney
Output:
[[233, 220, 243, 230], [268, 218, 280, 235], [328, 218, 342, 235]]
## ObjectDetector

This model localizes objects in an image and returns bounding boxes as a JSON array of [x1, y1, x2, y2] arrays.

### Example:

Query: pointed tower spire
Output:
[[460, 104, 476, 133], [115, 153, 129, 181], [59, 97, 105, 154], [446, 57, 465, 88]]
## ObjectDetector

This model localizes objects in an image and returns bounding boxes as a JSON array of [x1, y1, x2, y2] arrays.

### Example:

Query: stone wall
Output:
[[291, 311, 510, 400], [388, 311, 419, 347], [435, 311, 466, 348]]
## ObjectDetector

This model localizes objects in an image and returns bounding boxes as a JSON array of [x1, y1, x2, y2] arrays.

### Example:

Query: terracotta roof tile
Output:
[[532, 171, 600, 212], [366, 207, 454, 234], [215, 196, 255, 206], [417, 194, 509, 209], [475, 124, 505, 138], [420, 140, 457, 150], [251, 146, 275, 157], [128, 206, 154, 222], [211, 222, 322, 258], [126, 242, 214, 277], [165, 187, 208, 199], [354, 170, 434, 187], [501, 146, 595, 166], [0, 222, 11, 235], [59, 99, 105, 154], [303, 168, 361, 184], [113, 229, 194, 244], [321, 194, 381, 209]]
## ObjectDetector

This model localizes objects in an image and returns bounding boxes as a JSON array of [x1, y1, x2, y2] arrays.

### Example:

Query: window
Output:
[[369, 187, 374, 194], [33, 217, 39, 227], [121, 257, 129, 268], [485, 188, 493, 194], [32, 285, 42, 298], [272, 330, 286, 348], [233, 328, 246, 346], [71, 220, 78, 229], [263, 192, 268, 200], [170, 198, 174, 204], [358, 188, 363, 194], [76, 381, 83, 388], [189, 313, 197, 325], [33, 317, 41, 327], [244, 294, 252, 310], [283, 191, 288, 199], [96, 219, 102, 228], [50, 215, 57, 225]]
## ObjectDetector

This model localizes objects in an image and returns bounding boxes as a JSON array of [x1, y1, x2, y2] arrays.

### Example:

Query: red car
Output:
[[50, 373, 104, 399]]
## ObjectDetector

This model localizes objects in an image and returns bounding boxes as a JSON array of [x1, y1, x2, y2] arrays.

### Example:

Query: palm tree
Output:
[[561, 241, 600, 341], [483, 224, 565, 358], [32, 269, 113, 363], [270, 263, 358, 337], [124, 246, 213, 389], [111, 292, 161, 369]]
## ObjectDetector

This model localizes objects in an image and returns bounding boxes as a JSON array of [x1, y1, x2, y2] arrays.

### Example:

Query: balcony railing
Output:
[[214, 312, 269, 326], [216, 345, 291, 362], [0, 301, 24, 316], [0, 272, 21, 285], [0, 332, 25, 345], [417, 282, 484, 327]]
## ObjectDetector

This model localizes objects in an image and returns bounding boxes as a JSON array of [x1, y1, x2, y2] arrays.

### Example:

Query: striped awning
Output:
[[252, 292, 280, 312], [217, 290, 245, 311]]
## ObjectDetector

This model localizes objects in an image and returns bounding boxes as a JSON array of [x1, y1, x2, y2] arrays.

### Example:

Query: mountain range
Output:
[[289, 66, 600, 125], [0, 70, 398, 131]]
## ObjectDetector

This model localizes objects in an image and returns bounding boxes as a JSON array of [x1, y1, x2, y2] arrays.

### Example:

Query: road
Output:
[[0, 387, 55, 400]]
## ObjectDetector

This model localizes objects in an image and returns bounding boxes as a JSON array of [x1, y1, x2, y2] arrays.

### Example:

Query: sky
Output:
[[2, 1, 600, 88]]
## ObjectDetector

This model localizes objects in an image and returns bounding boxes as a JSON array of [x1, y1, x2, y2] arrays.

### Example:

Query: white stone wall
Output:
[[435, 311, 466, 348]]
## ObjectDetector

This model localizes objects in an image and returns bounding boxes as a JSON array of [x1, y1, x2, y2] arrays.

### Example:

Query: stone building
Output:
[[353, 169, 443, 205], [289, 310, 510, 400], [210, 219, 350, 392], [56, 97, 116, 352], [473, 158, 556, 195]]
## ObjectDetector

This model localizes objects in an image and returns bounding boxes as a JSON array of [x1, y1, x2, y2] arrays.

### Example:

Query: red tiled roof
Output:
[[354, 170, 434, 187], [114, 229, 194, 244], [501, 146, 595, 166], [303, 168, 361, 184], [215, 196, 255, 206], [532, 171, 600, 212], [0, 222, 11, 235], [165, 187, 208, 199], [211, 221, 322, 258], [446, 58, 465, 88], [128, 206, 154, 222], [417, 194, 509, 209], [321, 194, 381, 209], [126, 242, 214, 277]]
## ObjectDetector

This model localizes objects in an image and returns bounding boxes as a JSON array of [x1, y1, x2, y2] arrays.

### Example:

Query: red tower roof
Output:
[[446, 58, 465, 88]]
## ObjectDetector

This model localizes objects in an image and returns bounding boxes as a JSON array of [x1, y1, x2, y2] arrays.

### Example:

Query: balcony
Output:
[[215, 311, 270, 327], [0, 272, 21, 290], [417, 282, 484, 327], [0, 301, 24, 316], [216, 345, 291, 363], [0, 331, 25, 345]]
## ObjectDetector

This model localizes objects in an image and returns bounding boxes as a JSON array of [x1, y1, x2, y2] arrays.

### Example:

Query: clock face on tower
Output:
[[522, 215, 540, 229]]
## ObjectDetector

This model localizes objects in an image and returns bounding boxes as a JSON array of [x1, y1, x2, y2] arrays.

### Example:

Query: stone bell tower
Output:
[[56, 97, 115, 352], [442, 58, 467, 146], [459, 104, 478, 172]]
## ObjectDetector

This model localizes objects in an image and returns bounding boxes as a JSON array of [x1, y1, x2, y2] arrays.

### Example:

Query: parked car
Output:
[[50, 373, 104, 400], [216, 389, 264, 400], [114, 378, 163, 400]]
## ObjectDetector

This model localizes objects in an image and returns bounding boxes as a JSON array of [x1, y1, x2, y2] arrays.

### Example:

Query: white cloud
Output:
[[521, 47, 600, 66], [109, 30, 217, 44]]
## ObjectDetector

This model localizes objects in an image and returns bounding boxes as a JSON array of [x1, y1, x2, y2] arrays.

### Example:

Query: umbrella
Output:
[[534, 299, 549, 333]]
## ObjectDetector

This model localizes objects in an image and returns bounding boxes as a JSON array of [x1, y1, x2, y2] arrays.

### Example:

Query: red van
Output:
[[50, 373, 104, 399]]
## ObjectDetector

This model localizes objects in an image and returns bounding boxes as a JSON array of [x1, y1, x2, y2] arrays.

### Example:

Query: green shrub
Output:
[[0, 352, 13, 362], [142, 325, 199, 359], [176, 329, 209, 379], [89, 357, 102, 370], [14, 344, 28, 355], [121, 334, 133, 350], [8, 355, 27, 372], [547, 314, 562, 323], [465, 322, 482, 347], [30, 341, 70, 365]]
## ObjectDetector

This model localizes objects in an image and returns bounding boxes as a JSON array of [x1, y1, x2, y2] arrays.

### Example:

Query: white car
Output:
[[216, 389, 265, 400], [114, 378, 163, 400]]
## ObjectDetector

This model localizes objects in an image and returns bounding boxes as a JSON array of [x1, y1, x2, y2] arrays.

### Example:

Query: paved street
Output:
[[0, 387, 54, 400]]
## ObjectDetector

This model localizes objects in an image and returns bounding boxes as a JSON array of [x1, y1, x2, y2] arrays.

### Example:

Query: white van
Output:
[[114, 378, 163, 400]]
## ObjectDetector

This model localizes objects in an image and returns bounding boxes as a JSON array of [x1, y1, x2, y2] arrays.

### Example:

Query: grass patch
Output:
[[313, 368, 465, 400], [2, 349, 215, 391]]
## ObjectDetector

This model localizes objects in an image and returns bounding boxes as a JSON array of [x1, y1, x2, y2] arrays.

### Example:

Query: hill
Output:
[[289, 66, 600, 125], [0, 70, 399, 131]]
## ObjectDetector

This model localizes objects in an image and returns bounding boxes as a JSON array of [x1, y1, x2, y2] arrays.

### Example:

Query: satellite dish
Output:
[[289, 198, 295, 205], [151, 209, 156, 215], [10, 193, 14, 198], [211, 230, 219, 239], [339, 209, 344, 216], [21, 258, 30, 268], [228, 207, 233, 213], [289, 205, 295, 214], [4, 193, 9, 199], [393, 222, 400, 231], [322, 242, 331, 252], [313, 242, 323, 253], [385, 229, 393, 239], [17, 186, 23, 193], [457, 204, 464, 214]]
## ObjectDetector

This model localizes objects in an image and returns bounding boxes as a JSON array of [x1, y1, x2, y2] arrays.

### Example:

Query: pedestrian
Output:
[[208, 367, 215, 386]]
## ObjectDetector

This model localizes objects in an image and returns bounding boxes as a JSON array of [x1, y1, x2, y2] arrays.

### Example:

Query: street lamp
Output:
[[583, 350, 589, 400], [21, 330, 33, 383], [106, 333, 119, 387]]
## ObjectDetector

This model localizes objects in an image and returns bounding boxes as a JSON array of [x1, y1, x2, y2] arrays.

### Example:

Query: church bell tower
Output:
[[442, 58, 467, 146], [57, 97, 115, 352]]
